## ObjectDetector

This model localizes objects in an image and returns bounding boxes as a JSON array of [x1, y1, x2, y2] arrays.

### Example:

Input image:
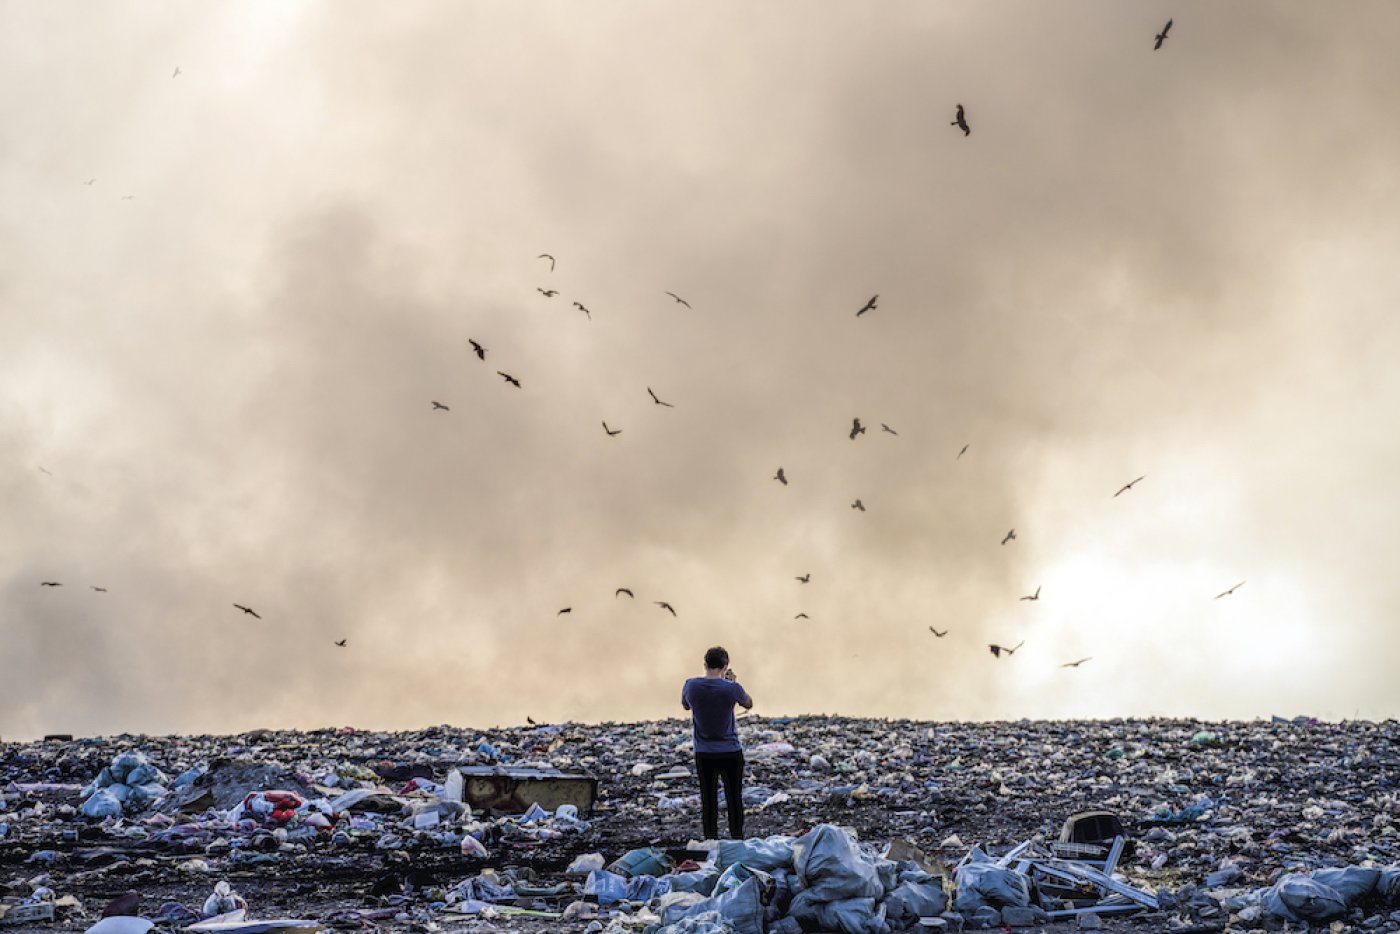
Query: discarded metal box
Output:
[[1055, 810, 1135, 862], [456, 766, 597, 815], [0, 901, 56, 926]]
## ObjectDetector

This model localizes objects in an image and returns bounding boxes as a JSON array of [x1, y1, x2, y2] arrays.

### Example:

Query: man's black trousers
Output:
[[695, 750, 745, 839]]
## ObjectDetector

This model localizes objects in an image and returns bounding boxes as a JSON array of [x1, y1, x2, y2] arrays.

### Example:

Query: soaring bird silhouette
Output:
[[334, 639, 347, 647], [603, 421, 621, 436], [91, 586, 108, 592], [647, 387, 674, 407], [852, 499, 866, 511], [234, 604, 261, 619], [665, 292, 691, 308], [573, 301, 591, 319], [172, 66, 182, 78], [432, 401, 450, 411], [537, 288, 558, 298], [1114, 476, 1146, 497], [40, 581, 61, 587], [1154, 18, 1172, 50], [856, 295, 878, 316], [881, 423, 898, 436], [929, 627, 948, 637], [84, 178, 96, 186], [794, 613, 809, 620], [796, 573, 810, 583], [850, 418, 866, 440], [468, 339, 486, 360], [951, 104, 970, 136], [989, 640, 1024, 658], [774, 467, 787, 485], [538, 253, 555, 271], [1020, 586, 1041, 602], [655, 601, 677, 616], [957, 444, 969, 460], [1002, 529, 1016, 545], [497, 371, 521, 388], [558, 607, 572, 615], [1215, 581, 1246, 599], [615, 588, 634, 598], [1061, 657, 1092, 668]]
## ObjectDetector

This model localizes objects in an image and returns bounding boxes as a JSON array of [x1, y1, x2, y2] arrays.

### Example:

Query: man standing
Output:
[[681, 646, 753, 840]]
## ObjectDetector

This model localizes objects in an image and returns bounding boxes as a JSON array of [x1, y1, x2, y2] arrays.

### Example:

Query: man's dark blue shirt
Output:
[[682, 677, 750, 754]]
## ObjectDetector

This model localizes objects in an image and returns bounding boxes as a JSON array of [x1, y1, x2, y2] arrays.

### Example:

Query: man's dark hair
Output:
[[704, 646, 729, 670]]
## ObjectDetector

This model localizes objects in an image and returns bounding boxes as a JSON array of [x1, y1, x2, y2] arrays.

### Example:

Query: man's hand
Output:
[[723, 669, 737, 682]]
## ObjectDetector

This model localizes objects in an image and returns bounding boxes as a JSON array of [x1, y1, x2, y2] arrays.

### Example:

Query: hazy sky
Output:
[[4, 2, 1400, 740]]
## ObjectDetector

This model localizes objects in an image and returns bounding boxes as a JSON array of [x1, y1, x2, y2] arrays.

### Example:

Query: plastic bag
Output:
[[583, 869, 628, 905], [793, 824, 885, 901], [789, 892, 891, 934], [952, 851, 1030, 911], [716, 835, 797, 871], [1263, 874, 1347, 922]]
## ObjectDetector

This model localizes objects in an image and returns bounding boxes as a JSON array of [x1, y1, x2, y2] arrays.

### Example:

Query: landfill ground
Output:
[[3, 716, 1398, 934]]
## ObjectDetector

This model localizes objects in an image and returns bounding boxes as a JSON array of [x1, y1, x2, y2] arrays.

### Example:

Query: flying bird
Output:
[[468, 339, 486, 360], [928, 627, 948, 638], [796, 574, 810, 583], [655, 601, 677, 616], [432, 401, 450, 411], [84, 178, 96, 186], [558, 607, 572, 615], [647, 387, 674, 407], [1002, 529, 1016, 545], [497, 371, 521, 387], [794, 613, 809, 620], [881, 423, 898, 436], [615, 588, 634, 598], [856, 295, 878, 316], [573, 301, 591, 319], [1114, 476, 1146, 497], [957, 444, 969, 460], [1215, 581, 1246, 599], [665, 292, 691, 308], [38, 465, 54, 476], [1061, 657, 1092, 668], [989, 640, 1024, 658], [850, 418, 866, 440], [40, 581, 61, 587], [537, 288, 558, 298], [91, 586, 108, 593], [233, 604, 261, 619], [852, 499, 866, 511], [538, 253, 555, 271], [951, 104, 970, 136], [334, 639, 347, 647], [1020, 586, 1041, 602], [172, 66, 181, 78], [603, 421, 621, 436], [1154, 18, 1172, 50], [774, 467, 787, 485]]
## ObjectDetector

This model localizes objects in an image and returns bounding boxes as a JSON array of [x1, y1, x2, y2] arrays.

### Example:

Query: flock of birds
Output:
[[34, 15, 1237, 680]]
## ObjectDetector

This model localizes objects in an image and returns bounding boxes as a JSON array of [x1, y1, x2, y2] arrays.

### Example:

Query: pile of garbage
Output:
[[79, 752, 168, 819], [2, 715, 1398, 931]]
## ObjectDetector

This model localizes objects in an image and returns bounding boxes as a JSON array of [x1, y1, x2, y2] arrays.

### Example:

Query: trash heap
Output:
[[1, 716, 1398, 931], [79, 752, 168, 819]]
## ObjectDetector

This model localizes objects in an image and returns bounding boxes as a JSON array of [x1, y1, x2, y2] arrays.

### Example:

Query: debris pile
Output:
[[0, 716, 1397, 932]]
